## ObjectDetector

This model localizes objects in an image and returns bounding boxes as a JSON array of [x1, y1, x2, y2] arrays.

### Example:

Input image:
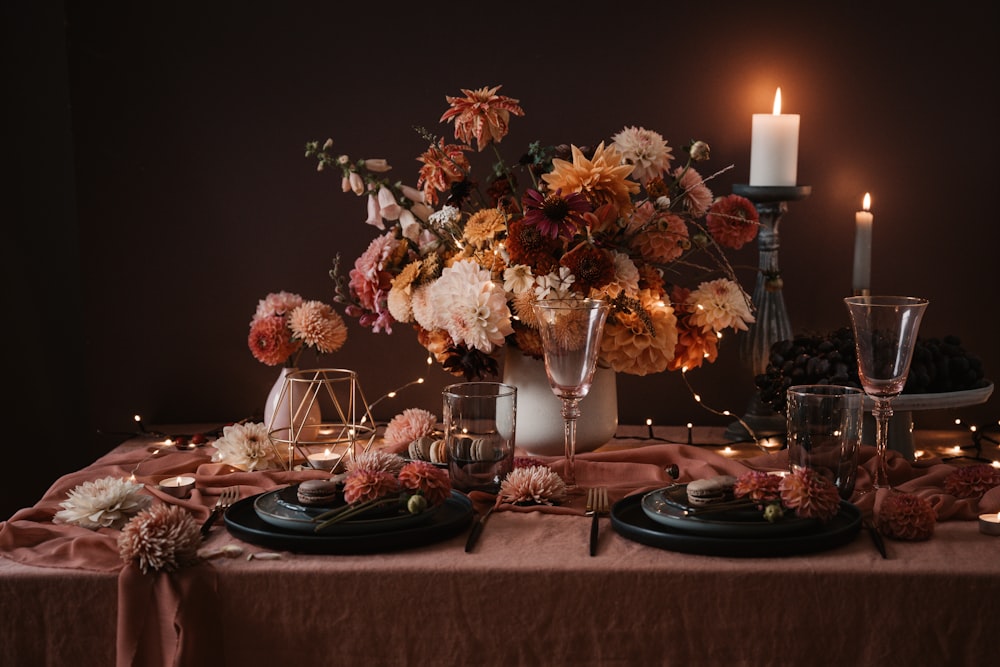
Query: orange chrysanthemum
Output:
[[439, 85, 525, 152], [398, 460, 452, 506], [542, 142, 640, 214]]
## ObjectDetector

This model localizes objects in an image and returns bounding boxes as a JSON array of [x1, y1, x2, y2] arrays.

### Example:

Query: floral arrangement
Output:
[[211, 421, 282, 471], [118, 504, 202, 573], [248, 290, 348, 367], [733, 468, 841, 522], [314, 450, 452, 530], [306, 85, 758, 380], [53, 476, 152, 530]]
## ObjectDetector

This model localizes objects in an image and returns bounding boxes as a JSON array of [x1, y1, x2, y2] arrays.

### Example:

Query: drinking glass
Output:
[[844, 295, 928, 489], [786, 384, 864, 499], [531, 298, 610, 488], [443, 382, 517, 494]]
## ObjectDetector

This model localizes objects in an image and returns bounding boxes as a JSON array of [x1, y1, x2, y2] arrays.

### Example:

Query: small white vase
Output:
[[501, 348, 618, 456], [264, 367, 322, 435]]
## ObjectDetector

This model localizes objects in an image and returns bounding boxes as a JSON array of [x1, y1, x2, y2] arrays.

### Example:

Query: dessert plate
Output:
[[615, 493, 862, 557], [254, 484, 440, 535], [641, 485, 817, 537], [227, 490, 473, 554]]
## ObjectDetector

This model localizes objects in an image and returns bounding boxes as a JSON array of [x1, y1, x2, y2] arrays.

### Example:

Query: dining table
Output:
[[1, 423, 997, 667]]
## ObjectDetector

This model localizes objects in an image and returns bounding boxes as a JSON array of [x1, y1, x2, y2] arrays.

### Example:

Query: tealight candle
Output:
[[307, 449, 341, 471], [749, 87, 800, 186], [979, 512, 1000, 536], [158, 475, 195, 499]]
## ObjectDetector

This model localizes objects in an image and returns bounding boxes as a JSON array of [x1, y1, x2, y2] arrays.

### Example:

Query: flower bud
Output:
[[763, 502, 784, 523], [407, 494, 428, 514], [689, 141, 710, 162], [691, 232, 709, 248], [363, 158, 392, 173], [322, 138, 334, 150], [349, 171, 365, 195]]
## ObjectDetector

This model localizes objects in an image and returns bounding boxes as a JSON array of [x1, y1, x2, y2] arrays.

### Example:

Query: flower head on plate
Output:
[[118, 504, 201, 574], [53, 475, 152, 530], [306, 85, 758, 380], [211, 421, 282, 471], [248, 290, 348, 367], [733, 468, 840, 523]]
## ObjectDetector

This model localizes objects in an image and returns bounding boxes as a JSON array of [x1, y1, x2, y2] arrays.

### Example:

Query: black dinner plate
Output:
[[611, 493, 861, 557], [225, 490, 474, 554]]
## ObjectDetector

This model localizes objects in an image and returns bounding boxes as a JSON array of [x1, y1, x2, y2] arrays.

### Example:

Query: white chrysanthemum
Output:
[[611, 126, 673, 184], [498, 466, 567, 505], [427, 259, 513, 352], [410, 283, 437, 330], [53, 476, 152, 530], [688, 278, 755, 333], [211, 421, 282, 471], [503, 264, 535, 294]]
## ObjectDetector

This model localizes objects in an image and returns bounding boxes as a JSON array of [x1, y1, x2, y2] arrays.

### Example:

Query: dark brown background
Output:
[[4, 1, 997, 518]]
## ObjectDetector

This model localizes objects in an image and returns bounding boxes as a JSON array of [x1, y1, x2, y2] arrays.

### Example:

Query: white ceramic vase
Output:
[[264, 367, 322, 435], [501, 348, 618, 456]]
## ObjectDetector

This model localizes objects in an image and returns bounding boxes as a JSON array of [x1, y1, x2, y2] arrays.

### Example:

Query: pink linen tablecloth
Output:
[[1, 428, 998, 667]]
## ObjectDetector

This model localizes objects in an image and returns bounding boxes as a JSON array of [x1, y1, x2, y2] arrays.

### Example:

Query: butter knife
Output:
[[464, 506, 495, 553]]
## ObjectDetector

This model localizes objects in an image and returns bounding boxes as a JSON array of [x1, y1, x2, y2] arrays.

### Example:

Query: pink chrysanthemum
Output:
[[248, 315, 300, 366], [348, 450, 406, 476], [499, 465, 568, 505], [876, 492, 936, 541], [288, 300, 348, 353], [674, 166, 713, 216], [342, 469, 400, 504], [118, 504, 202, 574], [706, 194, 760, 250], [398, 461, 452, 506], [611, 126, 673, 185], [779, 467, 840, 522], [383, 408, 439, 448], [252, 291, 304, 324], [733, 470, 782, 504], [943, 464, 1000, 499]]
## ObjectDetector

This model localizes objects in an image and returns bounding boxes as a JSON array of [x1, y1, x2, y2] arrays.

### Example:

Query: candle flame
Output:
[[862, 192, 871, 211], [772, 87, 782, 115]]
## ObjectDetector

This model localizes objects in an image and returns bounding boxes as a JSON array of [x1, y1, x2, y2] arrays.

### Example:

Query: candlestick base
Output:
[[727, 184, 811, 442]]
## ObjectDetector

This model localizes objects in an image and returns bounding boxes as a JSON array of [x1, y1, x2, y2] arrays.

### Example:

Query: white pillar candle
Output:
[[749, 88, 800, 186], [852, 193, 873, 294]]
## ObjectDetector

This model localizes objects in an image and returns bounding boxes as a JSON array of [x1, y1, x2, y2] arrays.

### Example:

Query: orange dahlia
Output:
[[439, 85, 525, 152], [599, 289, 677, 375], [779, 467, 840, 522], [416, 139, 471, 206], [542, 142, 640, 214]]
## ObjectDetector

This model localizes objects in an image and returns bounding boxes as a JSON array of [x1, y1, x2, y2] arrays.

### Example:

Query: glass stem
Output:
[[872, 397, 894, 489], [560, 398, 581, 487]]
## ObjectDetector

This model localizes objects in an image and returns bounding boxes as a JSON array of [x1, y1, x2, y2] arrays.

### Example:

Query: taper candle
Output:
[[852, 192, 873, 295]]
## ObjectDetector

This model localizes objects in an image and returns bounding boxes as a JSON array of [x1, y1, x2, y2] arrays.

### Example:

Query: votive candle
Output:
[[979, 512, 1000, 536], [158, 475, 195, 499], [749, 87, 800, 186]]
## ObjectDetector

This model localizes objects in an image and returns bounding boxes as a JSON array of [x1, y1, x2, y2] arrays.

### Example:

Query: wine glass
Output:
[[531, 298, 610, 488], [844, 295, 928, 490]]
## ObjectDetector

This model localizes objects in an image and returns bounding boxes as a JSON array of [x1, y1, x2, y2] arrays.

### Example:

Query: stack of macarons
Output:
[[685, 474, 737, 506], [407, 436, 448, 464]]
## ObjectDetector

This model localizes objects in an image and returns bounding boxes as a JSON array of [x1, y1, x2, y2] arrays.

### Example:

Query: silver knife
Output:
[[464, 506, 495, 552]]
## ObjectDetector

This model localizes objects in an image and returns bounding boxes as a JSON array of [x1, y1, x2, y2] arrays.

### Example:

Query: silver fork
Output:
[[587, 487, 609, 556], [200, 486, 239, 537]]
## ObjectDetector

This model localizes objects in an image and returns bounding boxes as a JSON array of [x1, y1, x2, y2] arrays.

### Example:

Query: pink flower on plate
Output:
[[398, 461, 452, 506], [779, 467, 840, 522], [343, 469, 400, 504], [734, 470, 782, 504]]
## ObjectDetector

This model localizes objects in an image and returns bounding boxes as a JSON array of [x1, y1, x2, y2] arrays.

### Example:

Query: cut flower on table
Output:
[[307, 84, 758, 380]]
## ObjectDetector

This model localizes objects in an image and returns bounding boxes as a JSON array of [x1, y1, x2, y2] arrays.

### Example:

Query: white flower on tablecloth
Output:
[[118, 504, 201, 573], [498, 465, 567, 506], [211, 421, 282, 471], [53, 476, 152, 530]]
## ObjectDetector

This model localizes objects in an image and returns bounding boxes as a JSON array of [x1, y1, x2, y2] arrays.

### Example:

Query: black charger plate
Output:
[[611, 493, 861, 557], [225, 490, 473, 554]]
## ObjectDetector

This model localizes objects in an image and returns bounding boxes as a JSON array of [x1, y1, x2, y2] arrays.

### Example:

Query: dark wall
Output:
[[6, 1, 998, 517]]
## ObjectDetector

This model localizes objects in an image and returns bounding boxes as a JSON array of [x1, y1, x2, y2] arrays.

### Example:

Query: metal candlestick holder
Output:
[[725, 184, 812, 441]]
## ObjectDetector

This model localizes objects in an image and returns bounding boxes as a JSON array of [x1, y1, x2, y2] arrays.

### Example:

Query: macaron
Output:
[[470, 438, 494, 462], [408, 436, 434, 461], [296, 479, 340, 507], [429, 438, 448, 464], [686, 477, 726, 506]]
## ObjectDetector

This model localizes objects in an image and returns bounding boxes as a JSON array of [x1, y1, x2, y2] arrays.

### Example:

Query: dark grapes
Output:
[[755, 328, 988, 414]]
